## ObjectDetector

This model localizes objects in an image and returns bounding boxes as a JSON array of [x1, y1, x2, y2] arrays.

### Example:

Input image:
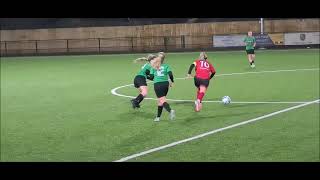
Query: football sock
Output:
[[135, 94, 144, 104], [157, 106, 163, 117], [163, 102, 171, 112], [252, 60, 255, 64], [197, 92, 205, 103]]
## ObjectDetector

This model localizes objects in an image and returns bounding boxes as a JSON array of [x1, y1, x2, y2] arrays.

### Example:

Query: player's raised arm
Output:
[[168, 71, 174, 83], [166, 64, 174, 87], [209, 63, 216, 79], [187, 62, 196, 78]]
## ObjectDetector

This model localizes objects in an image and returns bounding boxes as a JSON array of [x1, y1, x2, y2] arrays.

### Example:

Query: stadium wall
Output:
[[1, 19, 319, 56]]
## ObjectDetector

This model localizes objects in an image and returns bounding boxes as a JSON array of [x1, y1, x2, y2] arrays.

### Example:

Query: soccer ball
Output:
[[222, 96, 231, 105]]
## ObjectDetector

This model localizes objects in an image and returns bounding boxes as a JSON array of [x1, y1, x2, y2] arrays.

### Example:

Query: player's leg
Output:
[[194, 77, 203, 112], [131, 76, 147, 108], [195, 79, 209, 112], [196, 86, 200, 99], [154, 82, 163, 121], [246, 50, 252, 66], [247, 50, 256, 67], [248, 54, 253, 65], [194, 77, 200, 100], [154, 98, 163, 122], [131, 76, 140, 109], [194, 77, 201, 111], [161, 82, 175, 120], [197, 85, 207, 110], [154, 82, 174, 121], [251, 50, 256, 68], [160, 97, 175, 120], [195, 86, 206, 112], [135, 86, 147, 105], [198, 85, 207, 101]]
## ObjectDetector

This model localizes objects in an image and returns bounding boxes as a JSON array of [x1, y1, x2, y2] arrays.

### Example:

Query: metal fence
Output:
[[1, 34, 318, 57], [0, 35, 214, 56]]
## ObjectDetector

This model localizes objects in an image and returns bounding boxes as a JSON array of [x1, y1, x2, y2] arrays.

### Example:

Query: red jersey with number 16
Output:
[[193, 59, 216, 80]]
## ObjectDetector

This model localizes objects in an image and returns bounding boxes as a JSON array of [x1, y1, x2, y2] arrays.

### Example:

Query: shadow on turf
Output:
[[117, 101, 265, 122], [181, 112, 249, 124], [117, 110, 155, 120], [171, 101, 194, 105], [170, 101, 268, 110], [227, 103, 268, 108], [244, 67, 258, 71]]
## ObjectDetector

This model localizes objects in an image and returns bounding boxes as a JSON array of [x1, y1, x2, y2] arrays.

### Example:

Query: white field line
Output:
[[110, 68, 320, 104], [114, 99, 320, 162]]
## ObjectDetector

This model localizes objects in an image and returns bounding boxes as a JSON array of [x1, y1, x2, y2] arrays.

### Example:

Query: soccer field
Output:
[[1, 49, 319, 162]]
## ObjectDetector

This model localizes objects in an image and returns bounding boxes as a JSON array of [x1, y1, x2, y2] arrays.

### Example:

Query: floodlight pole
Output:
[[260, 18, 264, 34], [259, 18, 266, 50]]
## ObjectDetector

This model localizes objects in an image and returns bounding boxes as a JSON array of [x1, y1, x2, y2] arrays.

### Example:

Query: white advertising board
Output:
[[284, 32, 320, 45], [213, 35, 246, 47]]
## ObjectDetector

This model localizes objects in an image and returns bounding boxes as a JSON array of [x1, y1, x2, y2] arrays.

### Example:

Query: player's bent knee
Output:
[[159, 97, 166, 104], [199, 86, 207, 93], [140, 86, 148, 96], [141, 90, 147, 96]]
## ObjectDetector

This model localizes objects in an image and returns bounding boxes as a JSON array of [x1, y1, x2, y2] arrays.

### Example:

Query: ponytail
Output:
[[133, 54, 157, 63], [133, 57, 148, 63]]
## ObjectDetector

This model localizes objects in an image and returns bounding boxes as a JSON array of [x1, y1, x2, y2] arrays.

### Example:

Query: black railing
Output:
[[0, 36, 214, 56], [1, 34, 318, 57]]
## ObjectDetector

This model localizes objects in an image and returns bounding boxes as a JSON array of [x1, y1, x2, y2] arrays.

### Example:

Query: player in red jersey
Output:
[[187, 52, 216, 112]]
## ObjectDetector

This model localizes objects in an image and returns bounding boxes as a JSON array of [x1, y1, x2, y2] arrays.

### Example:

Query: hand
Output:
[[169, 82, 174, 87], [186, 74, 193, 79]]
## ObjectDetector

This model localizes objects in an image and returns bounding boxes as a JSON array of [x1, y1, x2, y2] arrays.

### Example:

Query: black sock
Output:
[[163, 102, 171, 112], [252, 60, 255, 64], [157, 106, 163, 117], [135, 94, 144, 104], [250, 61, 252, 65]]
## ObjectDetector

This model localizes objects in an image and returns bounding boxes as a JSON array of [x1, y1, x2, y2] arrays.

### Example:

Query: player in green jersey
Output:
[[131, 54, 157, 109], [243, 31, 256, 68], [149, 53, 175, 122]]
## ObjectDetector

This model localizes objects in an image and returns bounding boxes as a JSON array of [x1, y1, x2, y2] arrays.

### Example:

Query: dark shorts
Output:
[[134, 75, 147, 88], [154, 81, 169, 98], [194, 77, 210, 88], [246, 49, 255, 54]]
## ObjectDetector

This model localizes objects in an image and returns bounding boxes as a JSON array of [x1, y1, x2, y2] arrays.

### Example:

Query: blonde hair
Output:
[[199, 52, 208, 60], [150, 57, 161, 69], [133, 54, 157, 63], [158, 52, 165, 58], [150, 52, 166, 69]]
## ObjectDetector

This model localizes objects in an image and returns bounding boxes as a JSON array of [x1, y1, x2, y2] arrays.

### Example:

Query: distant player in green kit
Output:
[[243, 31, 256, 68], [131, 54, 158, 109], [149, 52, 175, 122]]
